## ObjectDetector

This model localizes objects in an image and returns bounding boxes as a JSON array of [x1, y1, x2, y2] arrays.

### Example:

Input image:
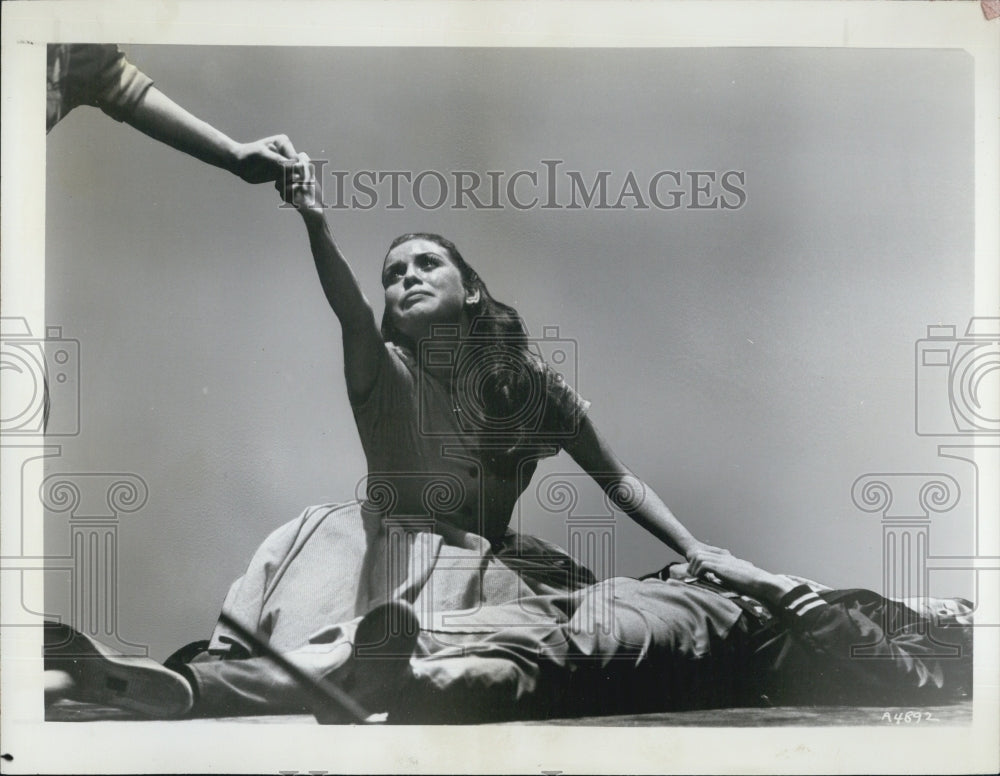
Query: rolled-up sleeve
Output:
[[47, 44, 154, 131]]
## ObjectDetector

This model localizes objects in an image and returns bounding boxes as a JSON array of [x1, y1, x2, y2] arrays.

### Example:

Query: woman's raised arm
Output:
[[276, 153, 384, 399], [565, 415, 727, 561]]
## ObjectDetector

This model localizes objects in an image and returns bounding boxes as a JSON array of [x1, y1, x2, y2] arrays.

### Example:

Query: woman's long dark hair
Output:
[[380, 233, 545, 441]]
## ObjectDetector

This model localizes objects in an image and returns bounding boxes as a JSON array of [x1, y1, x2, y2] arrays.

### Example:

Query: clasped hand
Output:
[[274, 151, 324, 212], [228, 132, 321, 212], [231, 134, 300, 184]]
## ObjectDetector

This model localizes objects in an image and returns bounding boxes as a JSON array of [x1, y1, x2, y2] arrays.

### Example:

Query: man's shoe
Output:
[[44, 621, 193, 718]]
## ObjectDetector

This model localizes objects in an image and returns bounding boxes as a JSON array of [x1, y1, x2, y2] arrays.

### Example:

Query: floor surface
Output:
[[46, 699, 974, 726]]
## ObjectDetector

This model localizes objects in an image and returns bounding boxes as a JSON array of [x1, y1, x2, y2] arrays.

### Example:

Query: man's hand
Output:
[[231, 134, 299, 184], [125, 86, 301, 184]]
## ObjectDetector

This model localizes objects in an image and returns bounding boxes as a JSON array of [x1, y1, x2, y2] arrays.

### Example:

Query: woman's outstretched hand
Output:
[[275, 152, 324, 214]]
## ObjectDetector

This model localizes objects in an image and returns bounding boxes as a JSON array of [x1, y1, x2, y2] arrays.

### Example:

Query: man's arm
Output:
[[48, 44, 295, 183], [126, 87, 298, 183]]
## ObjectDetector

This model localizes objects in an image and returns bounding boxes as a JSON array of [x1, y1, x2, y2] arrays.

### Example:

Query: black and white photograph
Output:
[[2, 1, 998, 773]]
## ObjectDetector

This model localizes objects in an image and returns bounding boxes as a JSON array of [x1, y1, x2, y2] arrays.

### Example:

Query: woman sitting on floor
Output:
[[43, 149, 974, 722]]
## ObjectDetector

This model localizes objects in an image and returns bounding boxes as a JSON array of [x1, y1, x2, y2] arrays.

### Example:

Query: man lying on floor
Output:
[[44, 544, 972, 723]]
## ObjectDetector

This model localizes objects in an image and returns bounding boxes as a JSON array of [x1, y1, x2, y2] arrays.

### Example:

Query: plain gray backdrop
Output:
[[45, 46, 974, 661]]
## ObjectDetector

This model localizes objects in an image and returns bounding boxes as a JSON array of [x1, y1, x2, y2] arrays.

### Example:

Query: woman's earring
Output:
[[465, 290, 481, 306]]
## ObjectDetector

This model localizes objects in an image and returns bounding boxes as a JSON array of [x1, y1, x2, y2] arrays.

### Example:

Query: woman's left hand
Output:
[[684, 541, 730, 564], [684, 542, 731, 585], [685, 551, 797, 604]]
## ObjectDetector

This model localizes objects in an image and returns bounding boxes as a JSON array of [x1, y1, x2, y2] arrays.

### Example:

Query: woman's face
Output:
[[382, 238, 473, 342]]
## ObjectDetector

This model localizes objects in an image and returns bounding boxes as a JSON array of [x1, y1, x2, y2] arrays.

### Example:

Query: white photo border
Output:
[[1, 1, 998, 774]]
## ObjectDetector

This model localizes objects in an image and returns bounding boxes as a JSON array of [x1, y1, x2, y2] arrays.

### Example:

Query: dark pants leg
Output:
[[745, 589, 973, 705]]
